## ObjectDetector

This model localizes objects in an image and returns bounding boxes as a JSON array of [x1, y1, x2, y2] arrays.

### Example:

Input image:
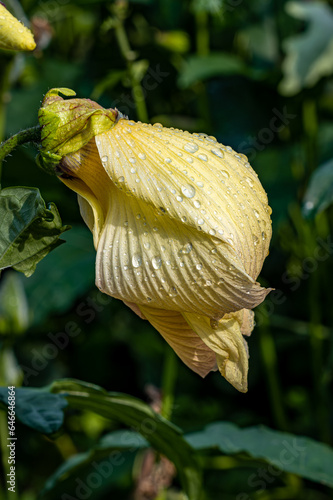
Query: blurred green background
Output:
[[1, 0, 333, 498]]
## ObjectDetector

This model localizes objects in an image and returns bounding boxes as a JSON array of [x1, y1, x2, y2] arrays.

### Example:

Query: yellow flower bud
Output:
[[39, 88, 273, 392], [0, 4, 36, 52]]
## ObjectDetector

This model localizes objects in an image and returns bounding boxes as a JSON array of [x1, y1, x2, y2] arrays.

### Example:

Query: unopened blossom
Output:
[[38, 88, 272, 392], [0, 4, 36, 52]]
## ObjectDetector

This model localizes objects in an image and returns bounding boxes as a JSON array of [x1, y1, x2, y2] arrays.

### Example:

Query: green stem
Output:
[[161, 348, 178, 421], [258, 311, 288, 431], [302, 99, 318, 176], [195, 11, 210, 56], [114, 20, 149, 123], [0, 345, 18, 500], [0, 125, 41, 173], [308, 270, 331, 443]]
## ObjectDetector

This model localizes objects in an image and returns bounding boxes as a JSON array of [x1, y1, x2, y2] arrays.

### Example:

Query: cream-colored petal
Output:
[[95, 121, 271, 281], [183, 312, 249, 392], [94, 181, 271, 319], [59, 139, 112, 247], [138, 305, 217, 377]]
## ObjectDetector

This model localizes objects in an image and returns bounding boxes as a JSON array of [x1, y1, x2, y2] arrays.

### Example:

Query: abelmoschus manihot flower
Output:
[[0, 4, 35, 51], [38, 88, 272, 392]]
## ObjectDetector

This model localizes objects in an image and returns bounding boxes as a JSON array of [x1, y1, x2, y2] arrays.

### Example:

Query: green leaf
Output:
[[42, 430, 148, 495], [279, 2, 333, 96], [50, 379, 202, 500], [0, 187, 70, 277], [0, 386, 68, 434], [302, 158, 333, 218], [178, 53, 249, 88], [186, 422, 333, 487], [0, 271, 29, 335], [22, 225, 95, 325]]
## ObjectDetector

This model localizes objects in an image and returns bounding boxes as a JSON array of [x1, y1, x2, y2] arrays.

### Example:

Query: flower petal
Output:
[[183, 312, 249, 392], [138, 305, 217, 377], [95, 120, 271, 281], [0, 5, 36, 52]]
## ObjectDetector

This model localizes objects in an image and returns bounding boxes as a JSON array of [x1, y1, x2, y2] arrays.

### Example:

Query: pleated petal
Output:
[[183, 312, 249, 392], [95, 120, 272, 281], [138, 305, 217, 377]]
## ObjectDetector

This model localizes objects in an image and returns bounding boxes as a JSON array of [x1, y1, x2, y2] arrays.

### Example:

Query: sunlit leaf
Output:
[[0, 187, 70, 277], [302, 158, 333, 218], [187, 422, 333, 487], [0, 271, 29, 335], [279, 2, 333, 96]]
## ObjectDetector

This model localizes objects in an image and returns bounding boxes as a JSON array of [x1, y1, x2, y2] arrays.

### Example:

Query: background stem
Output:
[[161, 348, 178, 421]]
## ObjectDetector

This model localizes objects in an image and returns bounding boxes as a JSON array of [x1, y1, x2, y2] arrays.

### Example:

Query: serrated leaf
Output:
[[0, 386, 68, 434], [0, 187, 70, 277], [186, 422, 333, 487], [302, 158, 333, 218], [279, 2, 333, 96], [178, 52, 249, 88], [50, 379, 202, 500]]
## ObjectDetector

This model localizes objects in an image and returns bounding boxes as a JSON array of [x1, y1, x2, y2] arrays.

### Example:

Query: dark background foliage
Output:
[[1, 0, 333, 498]]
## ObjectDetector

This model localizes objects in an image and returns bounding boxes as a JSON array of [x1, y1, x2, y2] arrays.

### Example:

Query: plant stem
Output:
[[195, 11, 210, 56], [161, 348, 178, 421], [0, 125, 41, 178], [114, 17, 149, 123], [258, 310, 288, 431]]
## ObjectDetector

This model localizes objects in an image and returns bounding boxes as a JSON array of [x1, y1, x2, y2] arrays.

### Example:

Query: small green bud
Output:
[[37, 88, 118, 175]]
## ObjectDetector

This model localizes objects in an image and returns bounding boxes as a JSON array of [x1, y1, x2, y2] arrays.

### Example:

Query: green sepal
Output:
[[38, 88, 118, 175]]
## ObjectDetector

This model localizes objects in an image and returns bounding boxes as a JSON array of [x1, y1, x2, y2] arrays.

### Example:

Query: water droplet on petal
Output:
[[181, 216, 187, 223], [220, 170, 229, 179], [132, 254, 142, 268], [118, 176, 125, 183], [176, 196, 183, 202], [144, 242, 150, 250], [101, 155, 108, 162], [198, 218, 205, 225], [138, 153, 146, 160], [209, 229, 216, 236], [194, 200, 201, 208], [129, 157, 136, 164], [211, 148, 224, 158], [210, 319, 219, 329], [196, 263, 203, 270], [253, 235, 259, 246], [184, 142, 199, 153], [181, 184, 196, 198], [179, 243, 193, 255], [253, 209, 260, 219], [198, 153, 208, 161], [152, 256, 162, 269]]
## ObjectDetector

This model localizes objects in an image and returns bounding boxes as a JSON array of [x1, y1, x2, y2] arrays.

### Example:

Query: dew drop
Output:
[[210, 319, 219, 329], [118, 176, 125, 183], [165, 158, 172, 163], [211, 148, 224, 158], [245, 177, 254, 187], [146, 297, 152, 302], [253, 235, 259, 246], [153, 227, 159, 232], [184, 142, 199, 153], [138, 153, 146, 160], [152, 256, 162, 269], [130, 167, 137, 174], [144, 242, 150, 250], [220, 170, 230, 179], [181, 184, 196, 198], [181, 216, 187, 223], [176, 196, 183, 202], [209, 229, 216, 236], [101, 155, 108, 162], [253, 209, 260, 219], [198, 218, 205, 225], [196, 181, 204, 188], [194, 200, 201, 208], [136, 213, 141, 219], [196, 263, 203, 270], [211, 248, 217, 254], [169, 287, 178, 297], [262, 231, 267, 241], [179, 243, 193, 255], [129, 157, 136, 164], [186, 157, 193, 163], [198, 153, 208, 161], [132, 254, 142, 268]]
